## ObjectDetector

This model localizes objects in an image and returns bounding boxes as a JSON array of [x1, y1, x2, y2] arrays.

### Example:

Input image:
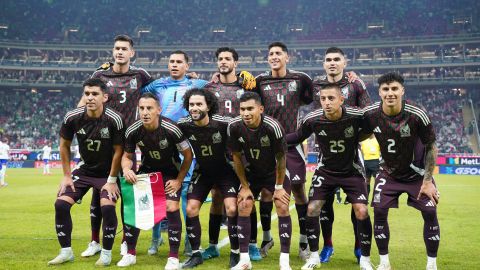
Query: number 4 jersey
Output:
[[60, 106, 125, 177]]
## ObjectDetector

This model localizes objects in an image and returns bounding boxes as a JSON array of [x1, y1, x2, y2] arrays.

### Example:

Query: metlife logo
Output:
[[439, 166, 480, 175]]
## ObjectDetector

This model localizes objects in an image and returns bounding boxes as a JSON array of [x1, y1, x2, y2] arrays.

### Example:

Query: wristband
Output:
[[107, 176, 117, 184], [275, 184, 283, 190]]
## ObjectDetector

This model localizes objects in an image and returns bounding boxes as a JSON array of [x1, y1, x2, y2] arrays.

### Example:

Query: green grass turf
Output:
[[0, 169, 479, 269]]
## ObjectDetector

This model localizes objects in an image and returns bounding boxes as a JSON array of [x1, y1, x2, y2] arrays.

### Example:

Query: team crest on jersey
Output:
[[159, 139, 169, 149], [100, 128, 110, 138], [288, 81, 297, 92], [400, 124, 411, 137], [212, 132, 222, 144], [236, 89, 245, 98], [130, 78, 137, 89], [260, 135, 270, 147], [341, 86, 349, 98], [344, 126, 354, 138]]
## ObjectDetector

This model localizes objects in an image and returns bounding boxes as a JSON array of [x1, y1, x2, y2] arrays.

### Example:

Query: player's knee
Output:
[[354, 205, 369, 220], [275, 202, 290, 216], [238, 200, 253, 215], [54, 199, 72, 214], [373, 207, 389, 222], [224, 201, 237, 216], [166, 201, 180, 212], [186, 202, 200, 217], [421, 209, 437, 222]]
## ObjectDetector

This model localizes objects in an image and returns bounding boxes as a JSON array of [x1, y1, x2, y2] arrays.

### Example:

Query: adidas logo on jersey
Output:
[[357, 194, 367, 201], [425, 200, 435, 207], [428, 235, 440, 241], [264, 85, 272, 91], [189, 135, 197, 141], [138, 141, 145, 146], [77, 129, 86, 135], [107, 81, 113, 87], [238, 137, 245, 143], [374, 127, 382, 133], [228, 187, 236, 193], [318, 130, 327, 136], [292, 175, 301, 181]]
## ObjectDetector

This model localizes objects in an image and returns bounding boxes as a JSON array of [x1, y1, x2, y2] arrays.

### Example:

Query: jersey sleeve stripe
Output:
[[125, 120, 143, 138], [177, 116, 192, 124], [63, 108, 84, 124], [162, 121, 183, 138], [405, 105, 431, 126], [105, 109, 124, 130], [303, 110, 323, 123], [289, 69, 313, 80], [212, 114, 231, 123], [345, 108, 364, 116], [264, 117, 283, 139], [362, 102, 381, 113], [227, 117, 242, 136]]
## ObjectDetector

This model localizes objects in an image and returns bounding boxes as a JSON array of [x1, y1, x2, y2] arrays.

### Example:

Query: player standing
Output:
[[0, 138, 10, 187], [286, 83, 373, 270], [254, 42, 313, 259], [41, 142, 52, 175], [363, 73, 440, 270], [314, 47, 371, 263], [120, 92, 193, 269], [178, 89, 240, 268], [201, 47, 257, 261], [48, 78, 124, 266], [80, 34, 154, 258], [228, 92, 292, 270]]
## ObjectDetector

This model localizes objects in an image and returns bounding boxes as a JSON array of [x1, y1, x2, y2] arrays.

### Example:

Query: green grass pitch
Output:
[[0, 168, 479, 269]]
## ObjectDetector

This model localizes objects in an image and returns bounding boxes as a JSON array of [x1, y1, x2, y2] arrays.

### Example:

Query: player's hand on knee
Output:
[[123, 169, 137, 184], [102, 182, 120, 201], [417, 180, 439, 205], [165, 179, 181, 195], [58, 175, 75, 196], [273, 188, 290, 206], [238, 187, 254, 203]]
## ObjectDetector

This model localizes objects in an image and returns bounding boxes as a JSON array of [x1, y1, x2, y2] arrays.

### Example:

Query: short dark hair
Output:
[[182, 88, 218, 116], [139, 92, 160, 105], [239, 91, 262, 105], [170, 50, 189, 63], [215, 47, 239, 61], [320, 83, 342, 93], [114, 34, 134, 48], [83, 78, 107, 92], [377, 72, 404, 86], [268, 42, 288, 53], [325, 47, 345, 56]]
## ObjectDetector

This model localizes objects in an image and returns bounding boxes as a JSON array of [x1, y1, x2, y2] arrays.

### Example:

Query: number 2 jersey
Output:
[[255, 70, 314, 133], [288, 106, 365, 177], [91, 64, 153, 126], [124, 117, 190, 176], [362, 100, 436, 181], [60, 106, 125, 177]]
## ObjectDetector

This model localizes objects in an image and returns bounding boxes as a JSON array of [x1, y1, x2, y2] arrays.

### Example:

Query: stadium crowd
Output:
[[1, 0, 479, 44]]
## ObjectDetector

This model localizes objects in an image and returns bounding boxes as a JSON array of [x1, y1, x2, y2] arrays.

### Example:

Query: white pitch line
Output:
[[217, 204, 296, 249]]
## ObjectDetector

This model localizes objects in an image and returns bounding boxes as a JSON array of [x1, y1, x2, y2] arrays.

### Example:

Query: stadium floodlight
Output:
[[0, 24, 8, 30], [453, 16, 472, 25], [135, 26, 152, 38], [211, 26, 226, 33], [288, 23, 303, 32], [367, 20, 384, 30]]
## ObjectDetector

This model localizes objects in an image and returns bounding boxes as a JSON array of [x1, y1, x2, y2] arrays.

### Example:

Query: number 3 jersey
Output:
[[60, 106, 125, 177], [255, 70, 313, 133], [124, 117, 190, 176], [227, 115, 287, 180], [289, 106, 365, 177], [362, 100, 436, 181], [91, 65, 153, 126]]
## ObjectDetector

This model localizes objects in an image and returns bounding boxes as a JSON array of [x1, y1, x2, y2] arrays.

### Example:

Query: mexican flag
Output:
[[120, 172, 167, 230]]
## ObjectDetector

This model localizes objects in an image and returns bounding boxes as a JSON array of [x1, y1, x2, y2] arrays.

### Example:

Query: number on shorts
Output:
[[311, 175, 324, 188], [375, 178, 387, 193]]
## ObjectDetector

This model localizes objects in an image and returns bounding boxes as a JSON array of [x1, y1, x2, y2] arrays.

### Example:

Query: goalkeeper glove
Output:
[[237, 71, 256, 90], [96, 61, 114, 71]]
